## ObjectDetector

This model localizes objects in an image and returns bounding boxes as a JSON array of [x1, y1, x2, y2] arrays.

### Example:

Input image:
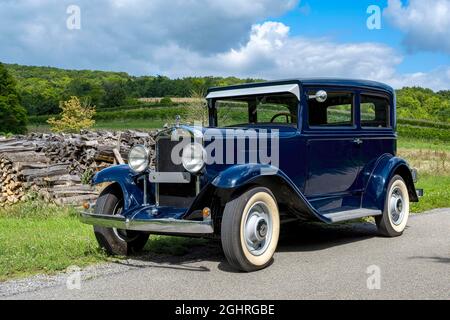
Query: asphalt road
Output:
[[1, 209, 449, 300]]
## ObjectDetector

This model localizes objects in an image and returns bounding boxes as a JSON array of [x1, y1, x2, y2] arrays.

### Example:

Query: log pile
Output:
[[0, 130, 157, 207]]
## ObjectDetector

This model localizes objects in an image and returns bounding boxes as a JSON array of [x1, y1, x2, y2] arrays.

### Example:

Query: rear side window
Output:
[[360, 94, 390, 128], [308, 92, 354, 127]]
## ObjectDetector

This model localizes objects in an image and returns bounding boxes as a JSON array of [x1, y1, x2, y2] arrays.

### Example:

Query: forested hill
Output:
[[5, 63, 261, 115], [4, 63, 450, 123]]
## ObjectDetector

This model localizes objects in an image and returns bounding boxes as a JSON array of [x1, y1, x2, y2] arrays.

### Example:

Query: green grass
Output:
[[410, 175, 450, 213], [0, 202, 106, 281], [0, 201, 208, 281], [397, 137, 450, 152]]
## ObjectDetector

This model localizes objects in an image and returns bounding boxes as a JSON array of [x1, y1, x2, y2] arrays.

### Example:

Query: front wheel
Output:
[[221, 187, 280, 272], [376, 175, 410, 237], [93, 184, 150, 255]]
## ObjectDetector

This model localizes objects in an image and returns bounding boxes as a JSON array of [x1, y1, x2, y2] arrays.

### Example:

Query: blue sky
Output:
[[280, 0, 450, 74], [0, 0, 449, 90]]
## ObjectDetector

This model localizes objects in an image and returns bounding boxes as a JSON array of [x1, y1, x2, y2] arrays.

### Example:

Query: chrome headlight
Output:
[[182, 143, 206, 174], [128, 145, 149, 173]]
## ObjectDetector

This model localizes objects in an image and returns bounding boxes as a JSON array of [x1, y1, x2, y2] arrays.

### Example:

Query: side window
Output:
[[308, 91, 354, 127], [360, 94, 390, 128]]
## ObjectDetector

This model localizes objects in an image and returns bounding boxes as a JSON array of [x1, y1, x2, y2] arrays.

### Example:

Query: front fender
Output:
[[92, 164, 145, 210], [210, 164, 330, 223], [211, 164, 280, 189], [362, 154, 418, 210]]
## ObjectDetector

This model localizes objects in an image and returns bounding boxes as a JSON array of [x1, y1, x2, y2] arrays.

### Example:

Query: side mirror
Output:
[[308, 90, 327, 103]]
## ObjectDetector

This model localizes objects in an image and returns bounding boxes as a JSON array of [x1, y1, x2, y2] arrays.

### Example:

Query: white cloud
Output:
[[387, 66, 450, 91], [384, 0, 450, 54], [214, 22, 402, 81], [152, 22, 400, 81], [155, 21, 449, 91], [0, 0, 298, 66]]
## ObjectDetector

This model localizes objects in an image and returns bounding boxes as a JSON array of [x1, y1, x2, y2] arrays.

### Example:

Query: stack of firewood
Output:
[[0, 130, 157, 207], [0, 139, 39, 205]]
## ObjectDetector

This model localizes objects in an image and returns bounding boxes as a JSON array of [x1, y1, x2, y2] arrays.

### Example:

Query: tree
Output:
[[0, 62, 27, 134], [64, 78, 104, 107], [47, 96, 96, 133], [102, 81, 126, 108]]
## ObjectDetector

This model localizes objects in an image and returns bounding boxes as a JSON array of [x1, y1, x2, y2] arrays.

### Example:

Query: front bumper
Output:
[[79, 211, 214, 235]]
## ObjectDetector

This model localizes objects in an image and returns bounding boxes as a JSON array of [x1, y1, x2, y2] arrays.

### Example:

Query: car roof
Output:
[[207, 78, 394, 96]]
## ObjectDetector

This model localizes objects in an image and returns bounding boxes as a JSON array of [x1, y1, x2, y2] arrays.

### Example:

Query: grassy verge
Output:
[[410, 175, 450, 213], [397, 144, 450, 212], [0, 202, 105, 281], [0, 201, 207, 281]]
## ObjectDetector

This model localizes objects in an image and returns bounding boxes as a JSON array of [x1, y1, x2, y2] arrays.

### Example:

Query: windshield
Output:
[[212, 93, 298, 127]]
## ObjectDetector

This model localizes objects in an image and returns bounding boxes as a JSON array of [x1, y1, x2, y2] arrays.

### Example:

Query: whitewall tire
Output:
[[221, 187, 280, 272], [376, 175, 410, 237]]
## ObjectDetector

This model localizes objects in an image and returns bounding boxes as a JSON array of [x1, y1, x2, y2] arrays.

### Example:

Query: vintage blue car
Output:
[[80, 79, 422, 272]]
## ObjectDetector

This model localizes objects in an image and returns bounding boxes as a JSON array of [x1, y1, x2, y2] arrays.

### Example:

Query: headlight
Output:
[[182, 143, 206, 174], [128, 145, 149, 173]]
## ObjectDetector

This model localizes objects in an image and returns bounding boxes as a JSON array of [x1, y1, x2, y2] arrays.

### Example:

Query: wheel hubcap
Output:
[[389, 187, 405, 226], [244, 202, 272, 256]]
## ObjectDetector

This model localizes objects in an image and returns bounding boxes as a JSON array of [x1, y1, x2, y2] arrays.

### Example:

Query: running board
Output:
[[322, 209, 381, 223]]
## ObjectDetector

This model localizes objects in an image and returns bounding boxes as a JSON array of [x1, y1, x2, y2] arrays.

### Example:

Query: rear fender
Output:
[[362, 154, 418, 210]]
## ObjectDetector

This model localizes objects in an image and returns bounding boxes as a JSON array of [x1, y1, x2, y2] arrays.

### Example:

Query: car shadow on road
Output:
[[115, 220, 379, 273], [408, 255, 450, 264], [276, 220, 379, 252], [112, 240, 224, 272]]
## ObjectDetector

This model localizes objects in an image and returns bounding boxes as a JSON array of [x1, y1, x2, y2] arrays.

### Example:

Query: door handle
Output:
[[353, 138, 363, 145]]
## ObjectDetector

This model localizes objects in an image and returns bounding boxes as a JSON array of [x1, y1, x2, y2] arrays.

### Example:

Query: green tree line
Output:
[[2, 63, 450, 135], [5, 63, 260, 116]]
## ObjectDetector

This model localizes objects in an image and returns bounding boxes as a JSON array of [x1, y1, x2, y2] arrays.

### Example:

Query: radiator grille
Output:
[[156, 136, 196, 207]]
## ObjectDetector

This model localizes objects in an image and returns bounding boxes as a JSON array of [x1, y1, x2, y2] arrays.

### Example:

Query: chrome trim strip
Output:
[[195, 176, 200, 195], [206, 84, 300, 100], [79, 212, 214, 234], [155, 182, 159, 207]]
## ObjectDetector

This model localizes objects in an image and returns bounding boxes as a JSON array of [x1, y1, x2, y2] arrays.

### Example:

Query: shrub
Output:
[[159, 97, 173, 105], [398, 125, 450, 142], [397, 118, 450, 130], [47, 96, 96, 133]]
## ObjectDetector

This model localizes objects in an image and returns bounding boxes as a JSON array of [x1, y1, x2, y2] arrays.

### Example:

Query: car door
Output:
[[356, 91, 396, 190], [302, 88, 362, 212]]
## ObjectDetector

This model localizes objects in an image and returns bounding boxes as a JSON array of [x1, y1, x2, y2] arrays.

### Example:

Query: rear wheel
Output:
[[376, 175, 410, 237], [93, 184, 149, 255], [221, 187, 280, 272]]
